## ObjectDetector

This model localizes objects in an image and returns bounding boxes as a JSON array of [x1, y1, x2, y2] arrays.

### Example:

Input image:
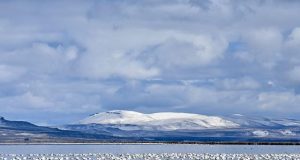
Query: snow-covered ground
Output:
[[252, 130, 269, 137], [79, 110, 239, 130], [1, 153, 300, 160], [78, 110, 300, 132]]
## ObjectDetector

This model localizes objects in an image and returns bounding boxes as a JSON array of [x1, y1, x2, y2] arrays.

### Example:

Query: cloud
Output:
[[1, 0, 300, 124], [0, 64, 26, 83], [285, 27, 300, 61], [19, 92, 53, 108], [288, 66, 300, 82], [258, 91, 300, 112], [215, 77, 261, 90], [139, 34, 228, 69], [0, 92, 52, 112], [75, 28, 227, 79]]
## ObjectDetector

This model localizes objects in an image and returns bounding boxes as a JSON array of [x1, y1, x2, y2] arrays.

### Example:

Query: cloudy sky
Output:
[[1, 0, 300, 125]]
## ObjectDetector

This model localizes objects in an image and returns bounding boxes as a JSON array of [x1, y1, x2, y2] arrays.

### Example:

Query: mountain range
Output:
[[1, 110, 300, 143]]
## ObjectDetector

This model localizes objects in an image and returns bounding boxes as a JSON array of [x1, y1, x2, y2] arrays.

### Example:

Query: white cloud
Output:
[[286, 27, 300, 47], [258, 91, 300, 112], [1, 0, 300, 123], [20, 92, 53, 108], [65, 46, 79, 61], [284, 27, 300, 64], [78, 50, 160, 79], [287, 66, 300, 82], [0, 92, 52, 111], [75, 28, 228, 79], [0, 64, 26, 83], [216, 77, 261, 90], [140, 34, 228, 69], [241, 28, 283, 68]]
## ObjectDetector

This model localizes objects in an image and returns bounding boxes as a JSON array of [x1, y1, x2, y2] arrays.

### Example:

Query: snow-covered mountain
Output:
[[79, 110, 239, 131], [225, 114, 300, 128], [60, 110, 300, 141], [2, 111, 300, 143]]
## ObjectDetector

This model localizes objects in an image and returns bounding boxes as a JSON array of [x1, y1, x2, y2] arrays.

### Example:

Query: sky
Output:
[[1, 0, 300, 125]]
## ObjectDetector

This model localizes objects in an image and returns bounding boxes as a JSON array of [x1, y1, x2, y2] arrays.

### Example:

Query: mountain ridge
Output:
[[1, 110, 300, 143], [63, 110, 300, 141]]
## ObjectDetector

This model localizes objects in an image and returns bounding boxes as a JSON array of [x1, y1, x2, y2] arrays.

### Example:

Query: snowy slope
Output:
[[79, 110, 239, 131], [225, 114, 300, 128]]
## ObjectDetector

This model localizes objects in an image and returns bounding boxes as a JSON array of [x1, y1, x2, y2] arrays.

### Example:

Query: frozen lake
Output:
[[0, 144, 299, 154]]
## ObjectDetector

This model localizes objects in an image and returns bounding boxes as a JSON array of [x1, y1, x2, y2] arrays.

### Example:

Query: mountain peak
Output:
[[80, 110, 153, 125]]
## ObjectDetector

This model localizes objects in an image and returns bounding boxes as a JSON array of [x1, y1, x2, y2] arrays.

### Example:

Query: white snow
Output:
[[280, 130, 296, 136], [232, 114, 244, 116], [14, 133, 47, 137], [79, 110, 239, 130], [80, 110, 154, 125], [15, 133, 36, 136], [252, 130, 269, 137]]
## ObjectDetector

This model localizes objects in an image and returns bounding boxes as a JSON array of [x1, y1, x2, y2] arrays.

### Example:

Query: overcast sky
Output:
[[1, 0, 300, 125]]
